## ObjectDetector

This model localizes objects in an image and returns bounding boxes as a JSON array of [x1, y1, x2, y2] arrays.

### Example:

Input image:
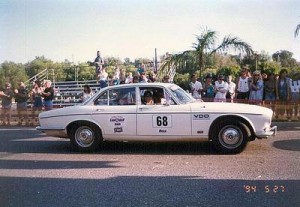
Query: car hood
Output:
[[190, 102, 273, 116]]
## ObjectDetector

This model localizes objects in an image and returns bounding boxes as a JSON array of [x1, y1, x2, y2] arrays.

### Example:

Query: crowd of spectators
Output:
[[0, 80, 54, 125], [189, 67, 300, 121]]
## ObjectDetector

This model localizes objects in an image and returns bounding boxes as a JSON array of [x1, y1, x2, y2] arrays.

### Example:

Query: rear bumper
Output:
[[256, 126, 277, 139], [36, 126, 69, 138]]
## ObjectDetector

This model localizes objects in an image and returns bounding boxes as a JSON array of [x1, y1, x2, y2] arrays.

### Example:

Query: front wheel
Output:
[[70, 123, 101, 152], [212, 120, 248, 154]]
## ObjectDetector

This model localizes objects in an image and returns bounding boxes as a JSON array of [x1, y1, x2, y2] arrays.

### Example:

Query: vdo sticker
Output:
[[193, 114, 210, 120]]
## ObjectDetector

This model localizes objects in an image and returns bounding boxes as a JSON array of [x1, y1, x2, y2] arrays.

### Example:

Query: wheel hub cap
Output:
[[75, 127, 94, 147], [221, 128, 240, 145]]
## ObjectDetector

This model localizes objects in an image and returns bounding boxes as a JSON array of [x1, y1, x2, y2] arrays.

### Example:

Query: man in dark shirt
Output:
[[14, 82, 28, 125], [41, 80, 54, 111]]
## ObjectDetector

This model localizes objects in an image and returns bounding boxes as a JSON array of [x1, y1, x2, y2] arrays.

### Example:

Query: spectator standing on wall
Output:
[[94, 51, 104, 79], [125, 72, 133, 84], [119, 69, 126, 84], [41, 80, 54, 111], [14, 82, 28, 125], [249, 71, 264, 105], [98, 68, 108, 89], [214, 75, 228, 102], [137, 64, 145, 75], [0, 82, 14, 125], [189, 74, 203, 99]]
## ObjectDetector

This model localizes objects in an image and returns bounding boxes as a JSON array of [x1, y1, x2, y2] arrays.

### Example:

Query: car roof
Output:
[[104, 82, 175, 90]]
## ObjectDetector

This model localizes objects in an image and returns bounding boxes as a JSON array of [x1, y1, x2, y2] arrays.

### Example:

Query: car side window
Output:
[[94, 88, 136, 106], [111, 87, 136, 106]]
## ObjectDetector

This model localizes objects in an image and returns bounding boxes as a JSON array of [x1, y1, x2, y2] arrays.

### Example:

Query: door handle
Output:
[[96, 109, 104, 112], [139, 107, 149, 110]]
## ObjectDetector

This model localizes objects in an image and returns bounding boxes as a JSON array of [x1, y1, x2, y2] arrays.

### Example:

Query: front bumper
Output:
[[256, 126, 277, 139], [36, 126, 69, 138]]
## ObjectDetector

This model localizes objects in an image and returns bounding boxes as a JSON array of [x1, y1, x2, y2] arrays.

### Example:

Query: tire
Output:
[[70, 123, 101, 152], [212, 120, 248, 154]]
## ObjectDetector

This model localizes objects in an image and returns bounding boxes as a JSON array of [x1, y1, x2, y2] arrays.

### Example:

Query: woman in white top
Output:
[[236, 69, 250, 101], [81, 84, 94, 103], [214, 75, 228, 102]]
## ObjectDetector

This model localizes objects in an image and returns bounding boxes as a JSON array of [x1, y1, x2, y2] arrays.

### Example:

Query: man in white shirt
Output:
[[189, 74, 203, 99], [214, 75, 228, 102]]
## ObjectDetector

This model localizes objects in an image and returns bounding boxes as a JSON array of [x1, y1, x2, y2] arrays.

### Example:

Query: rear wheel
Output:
[[212, 120, 248, 154], [70, 123, 101, 152]]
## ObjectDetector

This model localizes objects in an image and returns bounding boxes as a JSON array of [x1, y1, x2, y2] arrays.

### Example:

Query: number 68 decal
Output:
[[152, 115, 172, 128]]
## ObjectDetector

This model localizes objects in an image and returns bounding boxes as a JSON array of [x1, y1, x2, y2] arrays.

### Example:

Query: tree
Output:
[[161, 28, 253, 78], [272, 50, 297, 68], [0, 61, 28, 89]]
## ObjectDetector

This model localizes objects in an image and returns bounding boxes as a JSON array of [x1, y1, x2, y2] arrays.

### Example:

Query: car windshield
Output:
[[168, 85, 195, 104]]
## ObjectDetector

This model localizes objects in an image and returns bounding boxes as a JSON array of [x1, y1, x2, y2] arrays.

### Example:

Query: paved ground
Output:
[[0, 123, 299, 207]]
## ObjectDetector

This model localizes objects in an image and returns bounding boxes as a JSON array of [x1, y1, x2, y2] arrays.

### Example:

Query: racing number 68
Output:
[[157, 116, 168, 126], [153, 115, 172, 128]]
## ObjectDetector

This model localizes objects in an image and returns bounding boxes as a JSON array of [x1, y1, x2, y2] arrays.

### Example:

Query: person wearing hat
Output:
[[249, 71, 264, 105], [143, 91, 154, 105], [214, 75, 228, 102], [0, 82, 14, 125], [202, 73, 215, 101]]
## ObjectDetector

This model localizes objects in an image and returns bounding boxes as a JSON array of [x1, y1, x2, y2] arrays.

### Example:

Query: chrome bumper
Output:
[[256, 126, 277, 139], [36, 126, 69, 138]]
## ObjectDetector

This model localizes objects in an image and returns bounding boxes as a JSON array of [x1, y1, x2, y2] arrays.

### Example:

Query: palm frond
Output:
[[295, 24, 300, 37], [210, 35, 253, 56]]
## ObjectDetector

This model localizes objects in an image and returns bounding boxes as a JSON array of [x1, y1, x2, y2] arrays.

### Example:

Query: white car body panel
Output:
[[38, 83, 276, 144]]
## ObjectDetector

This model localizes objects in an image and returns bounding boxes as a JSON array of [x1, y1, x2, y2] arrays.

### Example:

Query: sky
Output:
[[0, 0, 300, 64]]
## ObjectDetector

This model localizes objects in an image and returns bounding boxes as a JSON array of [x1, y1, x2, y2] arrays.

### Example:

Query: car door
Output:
[[91, 87, 137, 139], [136, 86, 191, 137]]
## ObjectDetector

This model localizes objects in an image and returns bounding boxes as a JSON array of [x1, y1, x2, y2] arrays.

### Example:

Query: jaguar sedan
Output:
[[37, 83, 277, 154]]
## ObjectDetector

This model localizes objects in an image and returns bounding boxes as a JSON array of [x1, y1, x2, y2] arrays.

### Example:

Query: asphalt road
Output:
[[0, 123, 299, 207]]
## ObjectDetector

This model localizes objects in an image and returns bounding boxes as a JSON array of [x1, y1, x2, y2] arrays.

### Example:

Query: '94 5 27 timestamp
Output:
[[243, 185, 285, 193]]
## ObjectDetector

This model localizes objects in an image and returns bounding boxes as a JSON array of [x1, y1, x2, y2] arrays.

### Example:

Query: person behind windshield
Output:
[[143, 91, 154, 105]]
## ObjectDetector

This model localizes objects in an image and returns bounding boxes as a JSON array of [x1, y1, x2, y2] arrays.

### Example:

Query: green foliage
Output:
[[0, 61, 28, 89], [173, 73, 190, 90]]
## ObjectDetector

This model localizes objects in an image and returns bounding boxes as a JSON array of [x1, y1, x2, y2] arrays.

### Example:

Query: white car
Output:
[[37, 83, 277, 154]]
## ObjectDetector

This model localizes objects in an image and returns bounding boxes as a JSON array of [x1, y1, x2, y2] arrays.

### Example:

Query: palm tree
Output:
[[160, 29, 253, 78], [295, 23, 300, 37]]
